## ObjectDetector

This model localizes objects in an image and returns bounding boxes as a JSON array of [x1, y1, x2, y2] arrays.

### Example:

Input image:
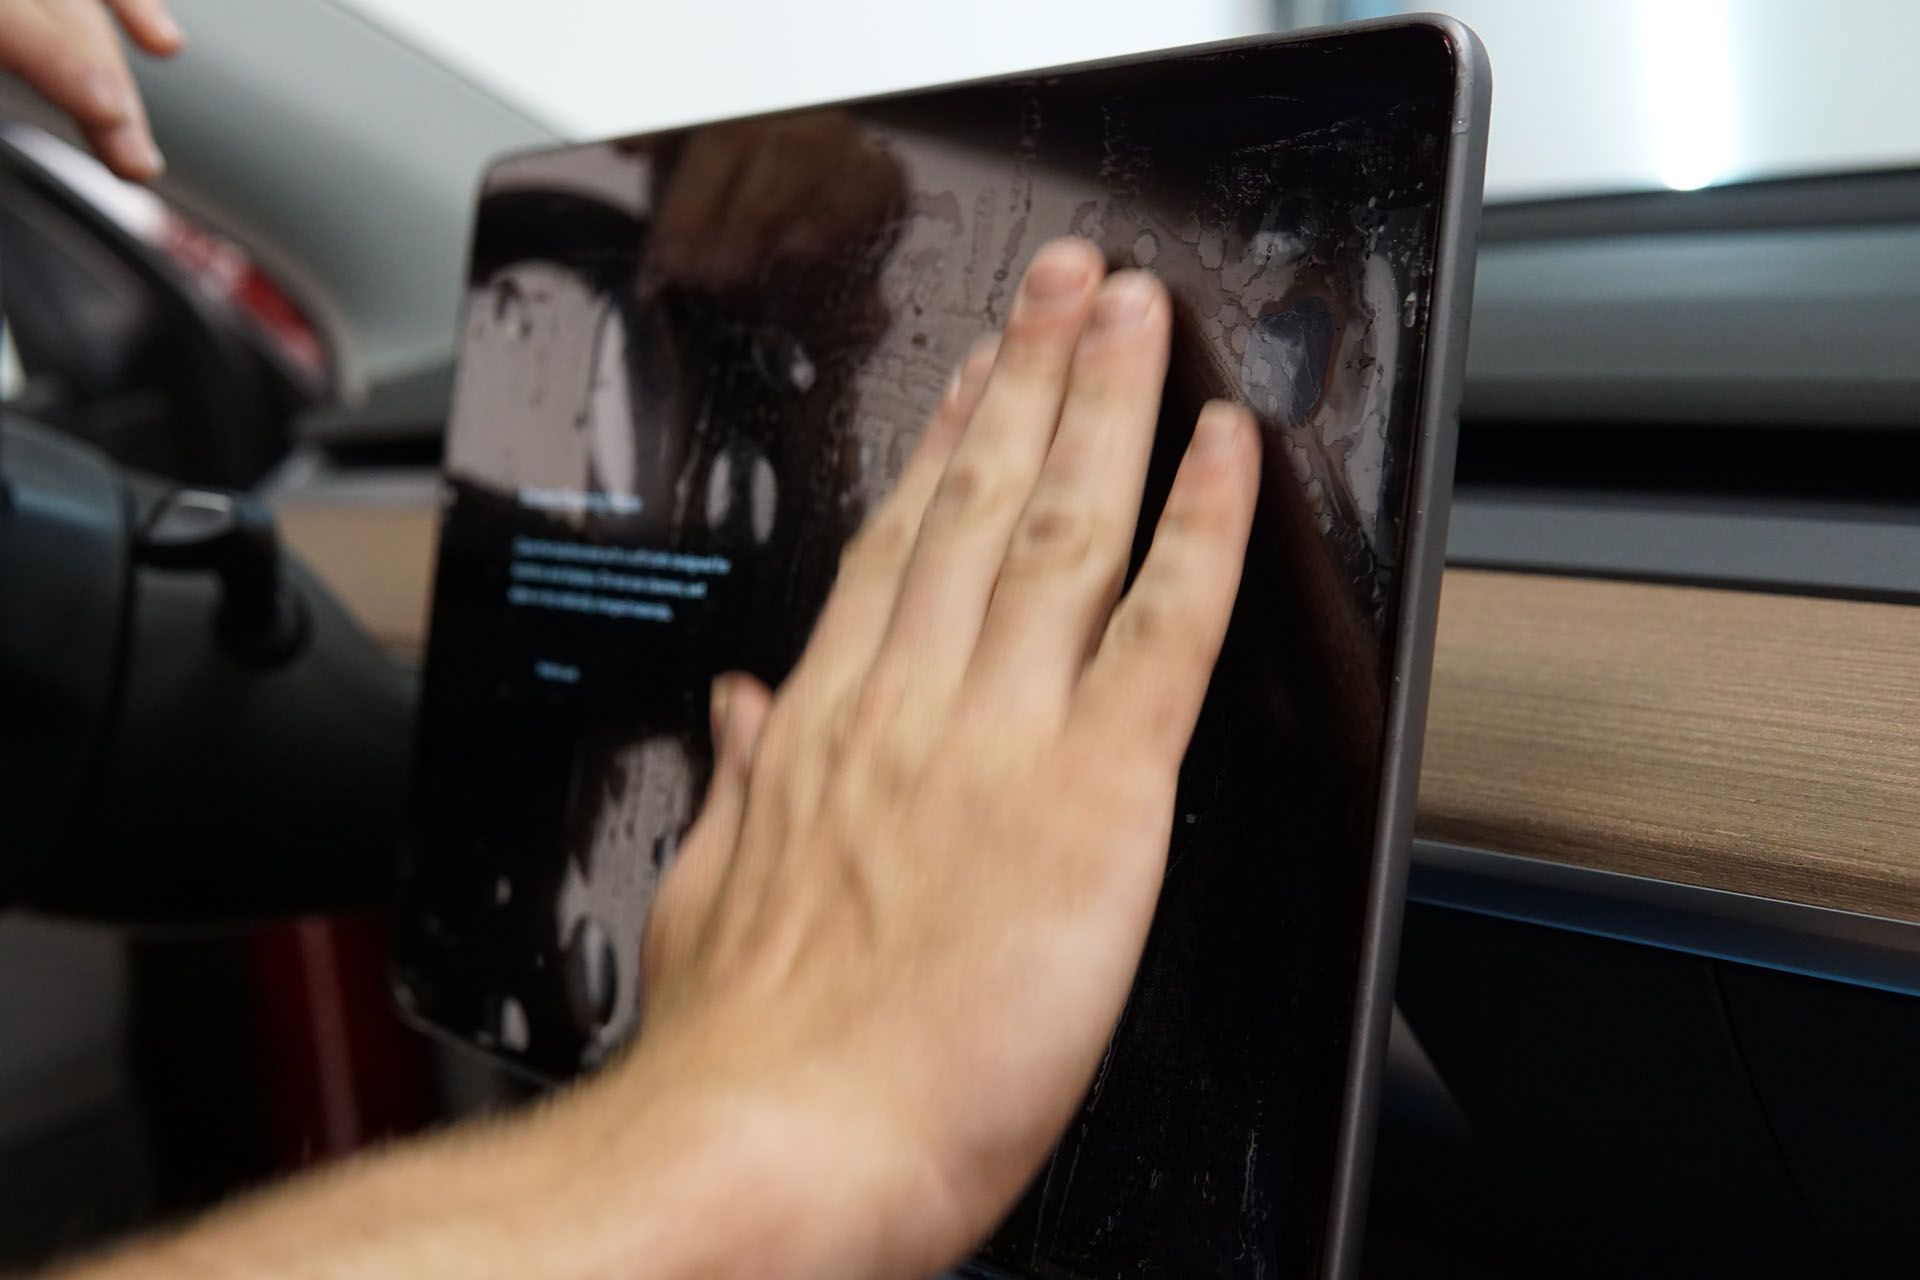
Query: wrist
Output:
[[556, 1032, 972, 1280]]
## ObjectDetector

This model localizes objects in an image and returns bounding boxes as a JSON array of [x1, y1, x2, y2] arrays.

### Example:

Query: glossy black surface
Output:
[[401, 24, 1462, 1277]]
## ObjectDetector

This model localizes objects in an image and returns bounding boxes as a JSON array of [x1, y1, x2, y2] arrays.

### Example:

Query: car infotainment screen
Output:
[[399, 20, 1484, 1277]]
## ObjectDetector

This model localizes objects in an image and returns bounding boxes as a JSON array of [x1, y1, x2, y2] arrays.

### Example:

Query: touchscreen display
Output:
[[401, 24, 1463, 1277]]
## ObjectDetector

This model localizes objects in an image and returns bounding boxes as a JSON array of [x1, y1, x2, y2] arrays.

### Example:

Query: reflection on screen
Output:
[[402, 27, 1456, 1278]]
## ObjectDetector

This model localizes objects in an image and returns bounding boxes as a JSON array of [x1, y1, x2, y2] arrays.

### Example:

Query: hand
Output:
[[625, 237, 1261, 1276], [0, 0, 182, 181], [40, 238, 1258, 1280]]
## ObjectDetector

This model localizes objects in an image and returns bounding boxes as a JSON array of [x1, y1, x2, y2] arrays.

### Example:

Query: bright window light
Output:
[[1635, 0, 1736, 191]]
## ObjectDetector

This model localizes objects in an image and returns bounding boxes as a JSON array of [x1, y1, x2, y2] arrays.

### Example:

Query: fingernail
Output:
[[1090, 275, 1156, 333], [153, 12, 184, 45], [1197, 404, 1246, 456], [1020, 241, 1095, 304]]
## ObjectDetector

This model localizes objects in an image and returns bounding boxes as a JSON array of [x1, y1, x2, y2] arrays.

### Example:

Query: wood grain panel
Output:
[[1420, 570, 1920, 923], [275, 502, 439, 657], [276, 503, 1920, 921]]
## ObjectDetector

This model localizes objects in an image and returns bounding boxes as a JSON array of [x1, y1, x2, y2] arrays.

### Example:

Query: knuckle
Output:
[[1003, 496, 1096, 576], [822, 690, 863, 759], [851, 653, 910, 731], [1158, 491, 1228, 547], [840, 512, 915, 574], [57, 62, 118, 124], [1116, 596, 1168, 648], [1114, 579, 1184, 650], [925, 459, 1010, 528]]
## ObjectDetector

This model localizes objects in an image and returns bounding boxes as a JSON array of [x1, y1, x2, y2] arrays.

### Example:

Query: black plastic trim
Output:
[[1409, 841, 1920, 999], [1446, 488, 1920, 604], [1464, 220, 1920, 427]]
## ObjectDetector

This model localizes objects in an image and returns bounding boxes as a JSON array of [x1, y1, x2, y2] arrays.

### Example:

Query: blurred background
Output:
[[356, 0, 1920, 198], [2, 1, 1917, 1275]]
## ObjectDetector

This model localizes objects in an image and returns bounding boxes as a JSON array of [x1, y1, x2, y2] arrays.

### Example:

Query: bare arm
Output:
[[58, 1051, 912, 1279], [55, 237, 1259, 1280]]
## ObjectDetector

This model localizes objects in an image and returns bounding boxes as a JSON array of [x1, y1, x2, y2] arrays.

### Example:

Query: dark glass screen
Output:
[[401, 24, 1463, 1278]]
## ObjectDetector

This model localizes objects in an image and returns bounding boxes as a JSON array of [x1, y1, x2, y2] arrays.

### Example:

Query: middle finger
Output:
[[873, 237, 1105, 708]]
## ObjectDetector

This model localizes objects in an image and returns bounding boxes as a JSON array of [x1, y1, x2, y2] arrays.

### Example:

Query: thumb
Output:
[[708, 670, 772, 787], [640, 672, 771, 989]]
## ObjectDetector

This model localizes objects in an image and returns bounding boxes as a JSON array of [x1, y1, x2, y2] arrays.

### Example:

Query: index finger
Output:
[[0, 0, 168, 180]]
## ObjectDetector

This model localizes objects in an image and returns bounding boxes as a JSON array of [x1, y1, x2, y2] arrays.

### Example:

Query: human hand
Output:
[[0, 0, 182, 181], [624, 237, 1261, 1276]]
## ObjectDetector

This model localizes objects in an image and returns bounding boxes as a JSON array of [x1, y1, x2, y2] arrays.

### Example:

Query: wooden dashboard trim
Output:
[[277, 503, 441, 658], [1419, 567, 1920, 925], [277, 501, 1920, 924]]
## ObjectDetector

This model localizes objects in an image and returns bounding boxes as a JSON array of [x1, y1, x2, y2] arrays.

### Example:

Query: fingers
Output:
[[876, 238, 1106, 702], [641, 672, 772, 987], [86, 74, 163, 183], [107, 0, 184, 55], [966, 270, 1171, 716], [1068, 401, 1260, 767], [0, 0, 175, 182], [790, 336, 998, 699]]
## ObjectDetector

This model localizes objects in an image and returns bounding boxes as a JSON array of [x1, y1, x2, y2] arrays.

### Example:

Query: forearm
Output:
[[55, 1096, 639, 1280], [50, 1041, 952, 1280]]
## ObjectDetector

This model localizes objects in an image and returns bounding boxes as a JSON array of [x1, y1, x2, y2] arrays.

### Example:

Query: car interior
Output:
[[1, 1, 1916, 1276]]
